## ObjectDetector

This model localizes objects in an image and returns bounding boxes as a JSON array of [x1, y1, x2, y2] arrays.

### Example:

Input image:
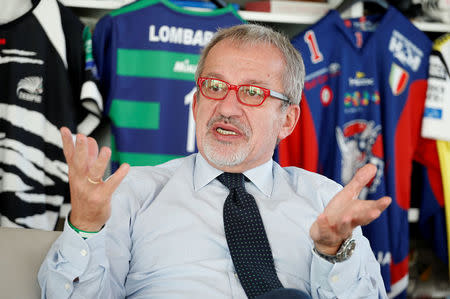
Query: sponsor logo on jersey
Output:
[[344, 90, 380, 111], [320, 85, 333, 106], [149, 25, 214, 47], [348, 71, 374, 87], [425, 82, 445, 111], [304, 63, 341, 90], [336, 120, 384, 198], [173, 59, 197, 74], [389, 63, 409, 96], [423, 107, 443, 119], [16, 76, 43, 103], [429, 55, 447, 80], [377, 251, 392, 266], [388, 30, 423, 72]]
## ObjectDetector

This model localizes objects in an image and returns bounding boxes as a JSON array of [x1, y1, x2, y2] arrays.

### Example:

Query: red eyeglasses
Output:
[[197, 77, 290, 107]]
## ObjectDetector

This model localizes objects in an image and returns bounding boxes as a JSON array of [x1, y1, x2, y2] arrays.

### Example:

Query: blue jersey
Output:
[[279, 7, 444, 298], [93, 0, 243, 170]]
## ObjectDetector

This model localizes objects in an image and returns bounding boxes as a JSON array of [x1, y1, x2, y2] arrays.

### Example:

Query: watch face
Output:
[[337, 239, 356, 262]]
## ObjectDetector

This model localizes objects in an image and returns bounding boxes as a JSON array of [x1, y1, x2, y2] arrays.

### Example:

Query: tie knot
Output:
[[218, 172, 245, 190]]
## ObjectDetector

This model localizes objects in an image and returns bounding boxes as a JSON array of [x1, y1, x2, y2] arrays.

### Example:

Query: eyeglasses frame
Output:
[[196, 77, 290, 107]]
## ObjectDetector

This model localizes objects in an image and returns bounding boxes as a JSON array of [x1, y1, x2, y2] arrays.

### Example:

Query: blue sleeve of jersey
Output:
[[417, 163, 449, 264], [93, 14, 113, 113]]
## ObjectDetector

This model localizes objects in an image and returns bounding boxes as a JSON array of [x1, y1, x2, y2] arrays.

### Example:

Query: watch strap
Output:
[[313, 237, 356, 263]]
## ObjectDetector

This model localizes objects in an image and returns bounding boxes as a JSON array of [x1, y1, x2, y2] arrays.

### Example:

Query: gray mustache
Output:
[[207, 115, 251, 138]]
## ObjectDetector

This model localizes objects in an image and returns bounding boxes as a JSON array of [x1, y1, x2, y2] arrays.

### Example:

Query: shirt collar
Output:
[[194, 153, 274, 197]]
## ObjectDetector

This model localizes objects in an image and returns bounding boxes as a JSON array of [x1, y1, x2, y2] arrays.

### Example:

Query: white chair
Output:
[[0, 227, 61, 299]]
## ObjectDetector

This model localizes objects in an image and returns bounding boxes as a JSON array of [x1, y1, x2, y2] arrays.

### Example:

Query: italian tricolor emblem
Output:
[[389, 63, 409, 96]]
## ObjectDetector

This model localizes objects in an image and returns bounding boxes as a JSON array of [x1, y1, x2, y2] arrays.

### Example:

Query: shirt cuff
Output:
[[310, 237, 364, 295], [58, 219, 108, 276]]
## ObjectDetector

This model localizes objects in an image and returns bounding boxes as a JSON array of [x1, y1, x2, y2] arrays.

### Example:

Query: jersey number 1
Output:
[[304, 30, 323, 64]]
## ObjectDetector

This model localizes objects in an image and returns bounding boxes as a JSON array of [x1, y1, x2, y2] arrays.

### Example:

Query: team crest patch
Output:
[[389, 63, 409, 96], [336, 120, 384, 198], [16, 76, 43, 103], [320, 85, 333, 106]]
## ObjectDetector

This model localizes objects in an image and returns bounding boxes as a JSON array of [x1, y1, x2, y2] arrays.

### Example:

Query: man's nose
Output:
[[216, 89, 244, 117]]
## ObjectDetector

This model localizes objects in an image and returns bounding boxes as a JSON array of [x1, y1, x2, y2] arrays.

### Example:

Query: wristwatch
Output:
[[313, 237, 356, 263]]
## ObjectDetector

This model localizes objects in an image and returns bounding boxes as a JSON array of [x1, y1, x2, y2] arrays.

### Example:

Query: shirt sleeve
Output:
[[38, 220, 126, 299], [310, 226, 387, 299], [303, 174, 387, 298], [38, 171, 141, 299]]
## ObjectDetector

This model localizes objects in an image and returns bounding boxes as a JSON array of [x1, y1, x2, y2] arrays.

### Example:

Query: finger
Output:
[[341, 164, 377, 199], [354, 196, 392, 226], [72, 134, 89, 173], [104, 163, 130, 197], [60, 127, 75, 165], [87, 137, 99, 168], [88, 146, 112, 181]]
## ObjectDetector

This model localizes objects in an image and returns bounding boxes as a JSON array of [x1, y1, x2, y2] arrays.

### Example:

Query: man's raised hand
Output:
[[310, 164, 391, 255], [60, 127, 130, 232]]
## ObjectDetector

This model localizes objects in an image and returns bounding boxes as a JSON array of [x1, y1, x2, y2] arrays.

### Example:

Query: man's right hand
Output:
[[60, 127, 130, 232]]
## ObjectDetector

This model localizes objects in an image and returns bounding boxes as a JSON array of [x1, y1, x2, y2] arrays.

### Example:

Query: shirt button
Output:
[[331, 275, 339, 282], [234, 272, 238, 279], [64, 283, 71, 290], [80, 249, 88, 256]]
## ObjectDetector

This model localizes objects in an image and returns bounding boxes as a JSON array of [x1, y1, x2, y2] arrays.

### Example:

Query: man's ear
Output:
[[278, 104, 300, 141], [192, 92, 198, 121]]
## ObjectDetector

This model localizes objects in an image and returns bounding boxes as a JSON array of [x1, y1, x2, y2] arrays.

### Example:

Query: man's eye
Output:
[[246, 87, 263, 97], [208, 81, 225, 92], [211, 84, 221, 91]]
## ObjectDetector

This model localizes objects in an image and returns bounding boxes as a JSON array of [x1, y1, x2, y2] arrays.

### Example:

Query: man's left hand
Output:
[[310, 164, 392, 255]]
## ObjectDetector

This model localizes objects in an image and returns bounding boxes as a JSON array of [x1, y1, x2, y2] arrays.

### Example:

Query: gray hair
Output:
[[195, 24, 305, 106]]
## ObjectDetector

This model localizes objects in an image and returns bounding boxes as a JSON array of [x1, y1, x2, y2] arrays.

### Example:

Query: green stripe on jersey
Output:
[[109, 99, 160, 129], [110, 134, 119, 163], [117, 49, 198, 81], [118, 151, 183, 166], [110, 134, 183, 166]]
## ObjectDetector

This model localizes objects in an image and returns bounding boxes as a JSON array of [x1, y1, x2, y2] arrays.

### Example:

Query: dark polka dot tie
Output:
[[218, 172, 283, 298]]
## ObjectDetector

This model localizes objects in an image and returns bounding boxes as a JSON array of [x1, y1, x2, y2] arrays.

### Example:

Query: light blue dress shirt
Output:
[[38, 153, 387, 298]]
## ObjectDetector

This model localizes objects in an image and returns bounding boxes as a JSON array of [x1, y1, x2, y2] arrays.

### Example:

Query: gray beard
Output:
[[203, 115, 251, 167], [202, 140, 250, 168]]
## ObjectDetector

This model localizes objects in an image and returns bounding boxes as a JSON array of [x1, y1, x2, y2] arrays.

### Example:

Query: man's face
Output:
[[193, 39, 299, 172]]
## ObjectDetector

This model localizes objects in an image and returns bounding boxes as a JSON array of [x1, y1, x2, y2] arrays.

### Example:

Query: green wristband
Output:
[[68, 219, 99, 239]]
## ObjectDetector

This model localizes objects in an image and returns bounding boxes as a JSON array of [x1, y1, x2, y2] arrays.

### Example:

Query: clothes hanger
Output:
[[335, 0, 389, 14], [209, 0, 228, 9]]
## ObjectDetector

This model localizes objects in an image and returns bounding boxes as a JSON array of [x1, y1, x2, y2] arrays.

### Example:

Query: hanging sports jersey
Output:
[[92, 0, 244, 171], [278, 7, 444, 298], [0, 0, 102, 230], [422, 33, 450, 142], [421, 33, 450, 271]]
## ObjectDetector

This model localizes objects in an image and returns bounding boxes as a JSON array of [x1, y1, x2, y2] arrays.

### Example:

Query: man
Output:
[[39, 24, 391, 298]]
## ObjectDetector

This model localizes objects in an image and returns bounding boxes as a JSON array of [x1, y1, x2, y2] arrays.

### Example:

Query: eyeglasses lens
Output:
[[201, 78, 266, 106], [202, 79, 227, 99], [239, 86, 265, 105]]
